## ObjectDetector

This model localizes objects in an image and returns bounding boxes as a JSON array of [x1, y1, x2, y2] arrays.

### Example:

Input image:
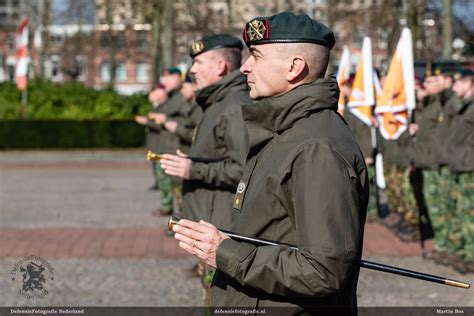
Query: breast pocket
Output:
[[233, 157, 258, 212]]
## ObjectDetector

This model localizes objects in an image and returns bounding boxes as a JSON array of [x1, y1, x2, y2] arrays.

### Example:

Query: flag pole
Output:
[[16, 16, 29, 119], [371, 94, 389, 219]]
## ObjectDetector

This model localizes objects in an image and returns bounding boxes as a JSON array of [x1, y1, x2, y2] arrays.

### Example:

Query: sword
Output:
[[168, 216, 470, 289]]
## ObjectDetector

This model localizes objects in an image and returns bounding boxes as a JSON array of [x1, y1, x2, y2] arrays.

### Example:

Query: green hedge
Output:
[[0, 79, 150, 120], [0, 120, 145, 148]]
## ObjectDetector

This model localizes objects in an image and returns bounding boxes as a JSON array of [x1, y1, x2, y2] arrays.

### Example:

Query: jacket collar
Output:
[[196, 70, 247, 110], [459, 95, 474, 114], [242, 76, 340, 150], [168, 86, 182, 98], [440, 88, 454, 104]]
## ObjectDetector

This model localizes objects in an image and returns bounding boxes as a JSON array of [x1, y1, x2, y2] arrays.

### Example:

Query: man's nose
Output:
[[189, 63, 197, 74], [240, 57, 251, 75]]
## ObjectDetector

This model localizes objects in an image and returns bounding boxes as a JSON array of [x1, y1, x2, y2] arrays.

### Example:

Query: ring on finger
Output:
[[192, 240, 198, 248]]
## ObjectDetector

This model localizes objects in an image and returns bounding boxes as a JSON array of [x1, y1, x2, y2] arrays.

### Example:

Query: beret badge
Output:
[[247, 19, 267, 41], [191, 40, 205, 55]]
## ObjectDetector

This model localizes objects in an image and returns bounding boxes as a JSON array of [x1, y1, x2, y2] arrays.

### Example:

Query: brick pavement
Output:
[[0, 224, 431, 260]]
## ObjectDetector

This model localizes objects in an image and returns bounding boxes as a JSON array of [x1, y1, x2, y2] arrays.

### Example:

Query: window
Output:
[[116, 62, 127, 82], [117, 32, 126, 48], [50, 34, 64, 45], [137, 31, 147, 50], [7, 33, 15, 51], [8, 64, 15, 81], [101, 61, 111, 82], [75, 56, 86, 81], [100, 33, 110, 48], [378, 29, 388, 49], [136, 62, 148, 82], [50, 56, 62, 81], [353, 28, 362, 47]]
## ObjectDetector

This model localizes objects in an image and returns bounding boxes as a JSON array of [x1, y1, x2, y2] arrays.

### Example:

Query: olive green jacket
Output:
[[448, 96, 474, 173], [381, 130, 413, 168], [437, 89, 461, 165], [412, 94, 443, 169], [181, 70, 250, 230], [212, 77, 369, 310], [173, 102, 203, 153], [145, 103, 164, 154], [145, 88, 187, 154]]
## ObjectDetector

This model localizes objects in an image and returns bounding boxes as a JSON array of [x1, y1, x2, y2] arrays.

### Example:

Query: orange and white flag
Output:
[[377, 111, 409, 140], [336, 46, 350, 114], [15, 16, 29, 91], [375, 28, 415, 139], [347, 37, 374, 126]]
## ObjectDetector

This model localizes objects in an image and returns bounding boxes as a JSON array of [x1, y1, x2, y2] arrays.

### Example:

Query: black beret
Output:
[[190, 34, 243, 58], [242, 12, 335, 49]]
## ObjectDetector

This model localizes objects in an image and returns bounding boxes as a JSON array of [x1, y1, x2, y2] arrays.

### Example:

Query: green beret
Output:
[[454, 68, 474, 80], [190, 34, 243, 58], [242, 12, 335, 49], [163, 67, 182, 76]]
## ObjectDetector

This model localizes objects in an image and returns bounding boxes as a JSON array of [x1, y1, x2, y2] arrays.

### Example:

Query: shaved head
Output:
[[274, 43, 330, 81]]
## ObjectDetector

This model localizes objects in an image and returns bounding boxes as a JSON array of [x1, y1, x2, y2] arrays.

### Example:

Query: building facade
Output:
[[2, 0, 469, 94]]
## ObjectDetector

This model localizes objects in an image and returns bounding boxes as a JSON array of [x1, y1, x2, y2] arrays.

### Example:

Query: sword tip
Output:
[[445, 279, 470, 289]]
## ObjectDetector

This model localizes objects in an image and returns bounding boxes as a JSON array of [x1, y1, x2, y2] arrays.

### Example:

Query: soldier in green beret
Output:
[[170, 12, 368, 312], [162, 74, 203, 162], [408, 68, 444, 245], [159, 75, 203, 217], [160, 34, 250, 303], [449, 69, 474, 172], [410, 68, 444, 170]]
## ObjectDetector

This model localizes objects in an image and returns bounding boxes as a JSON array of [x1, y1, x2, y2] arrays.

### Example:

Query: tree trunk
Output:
[[151, 7, 161, 85], [39, 0, 51, 78], [161, 0, 174, 68], [104, 0, 117, 90], [442, 0, 453, 60]]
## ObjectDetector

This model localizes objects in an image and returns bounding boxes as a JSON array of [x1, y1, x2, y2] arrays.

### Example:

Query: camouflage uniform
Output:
[[441, 95, 474, 262]]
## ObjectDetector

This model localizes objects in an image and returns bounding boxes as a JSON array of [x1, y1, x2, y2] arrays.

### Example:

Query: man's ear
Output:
[[286, 55, 307, 82], [216, 59, 227, 77]]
